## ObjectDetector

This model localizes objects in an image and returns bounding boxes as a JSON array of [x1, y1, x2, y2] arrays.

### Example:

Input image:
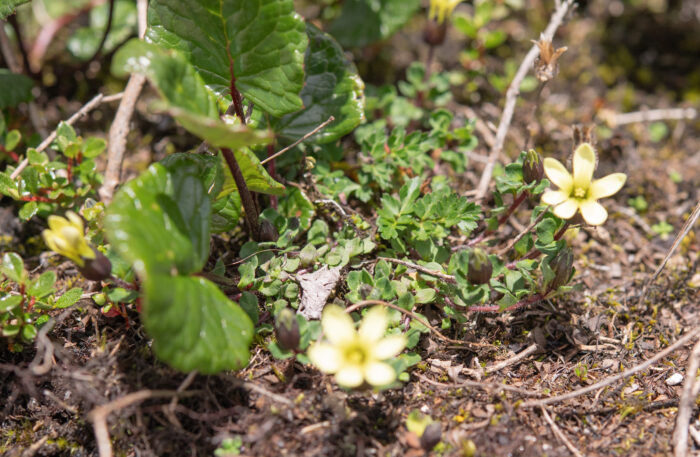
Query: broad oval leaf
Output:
[[144, 274, 254, 373], [146, 0, 307, 117], [218, 149, 285, 197], [0, 70, 34, 109], [271, 24, 365, 144], [104, 158, 211, 277]]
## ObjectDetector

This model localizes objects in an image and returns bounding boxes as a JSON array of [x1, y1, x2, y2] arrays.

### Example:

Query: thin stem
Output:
[[87, 0, 115, 62], [505, 220, 571, 269], [7, 15, 33, 77], [266, 143, 278, 210], [228, 62, 246, 125], [468, 293, 545, 313], [222, 147, 259, 240], [260, 116, 335, 166], [467, 190, 529, 247]]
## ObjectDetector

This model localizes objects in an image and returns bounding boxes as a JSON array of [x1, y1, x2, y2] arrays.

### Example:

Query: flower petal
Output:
[[589, 173, 626, 200], [541, 190, 569, 206], [322, 305, 356, 344], [572, 143, 596, 189], [47, 215, 70, 232], [373, 335, 406, 360], [359, 306, 388, 341], [364, 362, 397, 387], [580, 200, 608, 226], [552, 199, 578, 219], [543, 158, 573, 193], [308, 343, 342, 374], [335, 366, 365, 388], [66, 211, 84, 232]]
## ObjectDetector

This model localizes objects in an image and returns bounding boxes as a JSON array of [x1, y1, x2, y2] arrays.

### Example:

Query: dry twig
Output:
[[673, 337, 700, 457], [485, 343, 539, 373], [260, 115, 335, 166], [640, 198, 700, 305], [521, 327, 700, 408], [607, 107, 698, 126], [99, 0, 148, 203], [474, 0, 575, 201], [541, 406, 584, 457]]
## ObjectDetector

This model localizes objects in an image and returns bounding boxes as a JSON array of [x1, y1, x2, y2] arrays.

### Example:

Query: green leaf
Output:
[[18, 201, 38, 220], [82, 137, 107, 159], [113, 40, 273, 150], [328, 0, 421, 48], [146, 0, 307, 116], [0, 0, 29, 20], [5, 129, 21, 151], [105, 159, 211, 277], [21, 323, 37, 341], [27, 271, 56, 298], [271, 24, 365, 144], [1, 252, 26, 284], [0, 69, 34, 109], [0, 294, 22, 312], [54, 287, 84, 308], [67, 0, 137, 60], [143, 274, 254, 373]]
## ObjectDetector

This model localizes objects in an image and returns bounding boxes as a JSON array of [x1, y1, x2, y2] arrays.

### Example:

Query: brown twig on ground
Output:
[[10, 92, 124, 179], [88, 389, 184, 457], [541, 406, 585, 457], [260, 116, 335, 166], [607, 107, 698, 126], [243, 381, 294, 407], [474, 0, 575, 201], [344, 299, 491, 348], [520, 327, 700, 408], [414, 372, 541, 397], [485, 343, 539, 374], [640, 199, 700, 305], [98, 0, 148, 204], [673, 337, 700, 457]]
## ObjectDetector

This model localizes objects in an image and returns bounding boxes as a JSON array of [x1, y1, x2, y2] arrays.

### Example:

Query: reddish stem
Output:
[[468, 293, 545, 313], [468, 190, 529, 247], [505, 220, 571, 270], [20, 195, 58, 203], [67, 157, 73, 182], [266, 143, 278, 210]]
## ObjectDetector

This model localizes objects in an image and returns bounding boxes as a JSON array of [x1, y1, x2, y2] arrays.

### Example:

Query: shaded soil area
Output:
[[2, 1, 700, 456]]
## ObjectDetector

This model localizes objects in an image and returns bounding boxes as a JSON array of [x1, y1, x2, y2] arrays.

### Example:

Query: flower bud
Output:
[[423, 21, 447, 47], [522, 149, 544, 184], [78, 249, 112, 281], [549, 247, 573, 290], [420, 422, 442, 451], [467, 248, 492, 285], [275, 308, 300, 352], [304, 156, 316, 171]]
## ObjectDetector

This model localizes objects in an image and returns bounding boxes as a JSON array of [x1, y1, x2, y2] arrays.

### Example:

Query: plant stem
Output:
[[467, 190, 529, 247], [222, 147, 259, 240], [266, 143, 278, 210], [505, 220, 571, 269]]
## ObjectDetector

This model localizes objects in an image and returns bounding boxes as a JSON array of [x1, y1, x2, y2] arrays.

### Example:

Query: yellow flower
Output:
[[42, 212, 95, 266], [308, 305, 406, 389], [541, 143, 626, 226], [428, 0, 463, 24]]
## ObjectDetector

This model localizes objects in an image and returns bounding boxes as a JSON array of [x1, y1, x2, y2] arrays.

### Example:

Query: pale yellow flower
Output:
[[428, 0, 463, 24], [42, 212, 95, 266], [308, 305, 406, 389], [541, 143, 626, 226]]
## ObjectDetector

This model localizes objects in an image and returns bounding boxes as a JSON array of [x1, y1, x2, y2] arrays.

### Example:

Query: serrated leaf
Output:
[[0, 69, 34, 109], [54, 287, 84, 309], [146, 0, 307, 116], [328, 0, 420, 48], [271, 24, 364, 144], [144, 274, 253, 373], [0, 0, 29, 20], [105, 159, 211, 277]]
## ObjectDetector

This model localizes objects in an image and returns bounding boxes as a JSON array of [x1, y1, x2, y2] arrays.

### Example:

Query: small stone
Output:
[[666, 373, 684, 386]]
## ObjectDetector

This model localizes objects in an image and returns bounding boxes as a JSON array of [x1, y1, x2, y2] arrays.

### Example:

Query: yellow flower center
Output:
[[344, 344, 367, 365], [573, 187, 587, 198]]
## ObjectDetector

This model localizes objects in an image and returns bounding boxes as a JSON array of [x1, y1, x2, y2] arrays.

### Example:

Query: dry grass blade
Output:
[[673, 337, 700, 457]]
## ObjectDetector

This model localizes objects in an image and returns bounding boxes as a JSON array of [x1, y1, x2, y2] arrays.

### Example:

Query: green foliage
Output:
[[328, 0, 421, 48], [0, 0, 29, 20], [0, 70, 34, 109], [146, 0, 308, 116], [67, 0, 137, 60], [105, 156, 253, 373], [1, 252, 82, 347]]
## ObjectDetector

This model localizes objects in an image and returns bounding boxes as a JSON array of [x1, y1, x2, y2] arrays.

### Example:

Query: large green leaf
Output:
[[144, 274, 253, 373], [113, 40, 272, 150], [0, 70, 34, 109], [104, 159, 211, 277], [67, 0, 137, 60], [0, 0, 29, 20], [146, 0, 307, 117], [271, 24, 365, 144], [328, 0, 421, 48]]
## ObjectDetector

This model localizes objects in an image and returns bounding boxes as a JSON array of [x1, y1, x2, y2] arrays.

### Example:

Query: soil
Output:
[[1, 1, 699, 456]]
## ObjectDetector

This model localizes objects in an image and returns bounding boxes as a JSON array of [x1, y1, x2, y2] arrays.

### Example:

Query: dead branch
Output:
[[485, 343, 539, 373], [260, 115, 335, 166], [520, 327, 700, 408], [673, 337, 700, 457], [607, 107, 698, 127], [541, 406, 584, 457], [475, 0, 575, 201]]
